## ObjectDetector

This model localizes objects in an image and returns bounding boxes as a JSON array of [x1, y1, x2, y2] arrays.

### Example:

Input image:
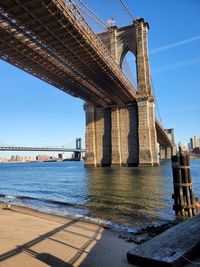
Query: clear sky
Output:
[[0, 0, 200, 158]]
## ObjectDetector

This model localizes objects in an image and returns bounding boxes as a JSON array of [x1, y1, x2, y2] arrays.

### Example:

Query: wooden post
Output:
[[172, 150, 196, 217]]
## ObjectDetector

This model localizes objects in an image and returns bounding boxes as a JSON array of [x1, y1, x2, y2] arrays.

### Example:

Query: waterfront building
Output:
[[36, 154, 56, 161], [10, 155, 15, 162], [0, 157, 7, 162]]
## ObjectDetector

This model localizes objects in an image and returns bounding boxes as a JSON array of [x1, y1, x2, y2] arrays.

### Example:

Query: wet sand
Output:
[[0, 202, 134, 267]]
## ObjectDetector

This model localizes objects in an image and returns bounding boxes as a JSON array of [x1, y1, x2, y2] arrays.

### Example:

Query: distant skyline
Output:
[[0, 0, 200, 158]]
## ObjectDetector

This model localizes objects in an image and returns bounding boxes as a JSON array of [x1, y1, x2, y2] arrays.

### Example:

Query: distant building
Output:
[[10, 155, 15, 162], [188, 143, 192, 151], [193, 147, 200, 154], [9, 155, 24, 162], [0, 157, 7, 163], [36, 154, 56, 161], [190, 136, 200, 150], [0, 155, 35, 163]]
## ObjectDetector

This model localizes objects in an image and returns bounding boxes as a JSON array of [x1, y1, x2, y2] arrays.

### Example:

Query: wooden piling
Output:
[[172, 150, 196, 217]]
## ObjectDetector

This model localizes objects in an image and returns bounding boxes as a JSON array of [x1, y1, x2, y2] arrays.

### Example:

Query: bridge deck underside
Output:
[[0, 0, 172, 148], [0, 0, 137, 107]]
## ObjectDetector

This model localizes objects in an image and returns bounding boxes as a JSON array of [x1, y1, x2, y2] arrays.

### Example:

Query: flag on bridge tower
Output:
[[106, 18, 116, 25]]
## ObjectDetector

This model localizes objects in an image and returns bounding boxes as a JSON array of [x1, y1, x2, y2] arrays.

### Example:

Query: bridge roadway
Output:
[[0, 146, 85, 152]]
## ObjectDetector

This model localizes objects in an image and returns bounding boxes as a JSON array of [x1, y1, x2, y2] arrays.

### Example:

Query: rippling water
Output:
[[0, 159, 200, 230]]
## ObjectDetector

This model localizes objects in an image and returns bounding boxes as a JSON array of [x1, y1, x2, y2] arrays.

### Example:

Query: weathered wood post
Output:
[[172, 149, 196, 217]]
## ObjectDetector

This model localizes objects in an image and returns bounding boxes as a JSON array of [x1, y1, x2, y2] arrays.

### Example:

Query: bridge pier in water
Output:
[[84, 100, 159, 167], [160, 146, 172, 160]]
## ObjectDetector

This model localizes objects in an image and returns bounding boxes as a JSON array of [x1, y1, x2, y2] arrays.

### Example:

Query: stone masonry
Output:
[[84, 19, 161, 167], [84, 103, 111, 167], [111, 104, 139, 166], [84, 103, 138, 167]]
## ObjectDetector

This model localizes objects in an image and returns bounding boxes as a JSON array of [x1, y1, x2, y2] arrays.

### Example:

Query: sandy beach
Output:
[[0, 202, 135, 267], [0, 202, 200, 267]]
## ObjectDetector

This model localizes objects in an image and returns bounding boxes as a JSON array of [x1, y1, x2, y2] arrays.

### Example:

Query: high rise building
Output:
[[190, 136, 200, 149]]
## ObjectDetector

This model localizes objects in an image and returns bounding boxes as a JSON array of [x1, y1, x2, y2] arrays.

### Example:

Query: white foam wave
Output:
[[6, 195, 17, 199]]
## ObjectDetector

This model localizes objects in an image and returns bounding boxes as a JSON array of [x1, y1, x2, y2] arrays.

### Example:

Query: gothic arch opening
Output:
[[121, 51, 137, 89]]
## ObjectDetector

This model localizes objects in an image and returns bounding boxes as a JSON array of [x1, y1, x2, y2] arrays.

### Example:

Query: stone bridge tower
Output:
[[84, 19, 159, 167]]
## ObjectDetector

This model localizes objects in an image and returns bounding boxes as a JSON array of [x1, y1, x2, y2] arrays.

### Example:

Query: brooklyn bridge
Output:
[[0, 0, 175, 166]]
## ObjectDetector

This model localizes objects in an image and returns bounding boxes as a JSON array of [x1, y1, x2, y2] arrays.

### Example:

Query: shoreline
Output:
[[0, 202, 199, 266], [0, 194, 177, 235], [0, 202, 134, 267], [0, 197, 138, 233]]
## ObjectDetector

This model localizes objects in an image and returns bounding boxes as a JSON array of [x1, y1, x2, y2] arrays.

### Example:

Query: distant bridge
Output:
[[0, 146, 85, 153], [0, 138, 85, 153]]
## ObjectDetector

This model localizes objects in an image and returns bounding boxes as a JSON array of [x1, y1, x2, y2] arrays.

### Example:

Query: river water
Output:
[[0, 159, 200, 231]]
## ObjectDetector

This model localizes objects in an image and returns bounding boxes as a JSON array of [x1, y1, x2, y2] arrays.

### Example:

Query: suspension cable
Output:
[[76, 0, 108, 30], [68, 0, 138, 97], [123, 58, 137, 87], [74, 2, 108, 30], [119, 0, 137, 22], [151, 77, 163, 126], [120, 31, 137, 87], [99, 28, 137, 88]]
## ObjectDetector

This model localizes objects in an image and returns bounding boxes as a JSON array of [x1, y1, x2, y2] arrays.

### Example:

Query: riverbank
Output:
[[0, 202, 134, 267], [0, 203, 200, 266]]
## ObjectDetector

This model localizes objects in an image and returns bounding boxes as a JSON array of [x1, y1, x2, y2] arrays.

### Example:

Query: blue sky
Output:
[[0, 0, 200, 157]]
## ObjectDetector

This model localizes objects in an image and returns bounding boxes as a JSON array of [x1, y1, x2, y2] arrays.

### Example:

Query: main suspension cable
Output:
[[75, 2, 108, 30], [76, 0, 108, 30], [119, 0, 137, 22]]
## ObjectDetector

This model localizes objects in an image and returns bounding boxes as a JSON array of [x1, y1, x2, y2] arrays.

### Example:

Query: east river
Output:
[[0, 159, 200, 231]]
